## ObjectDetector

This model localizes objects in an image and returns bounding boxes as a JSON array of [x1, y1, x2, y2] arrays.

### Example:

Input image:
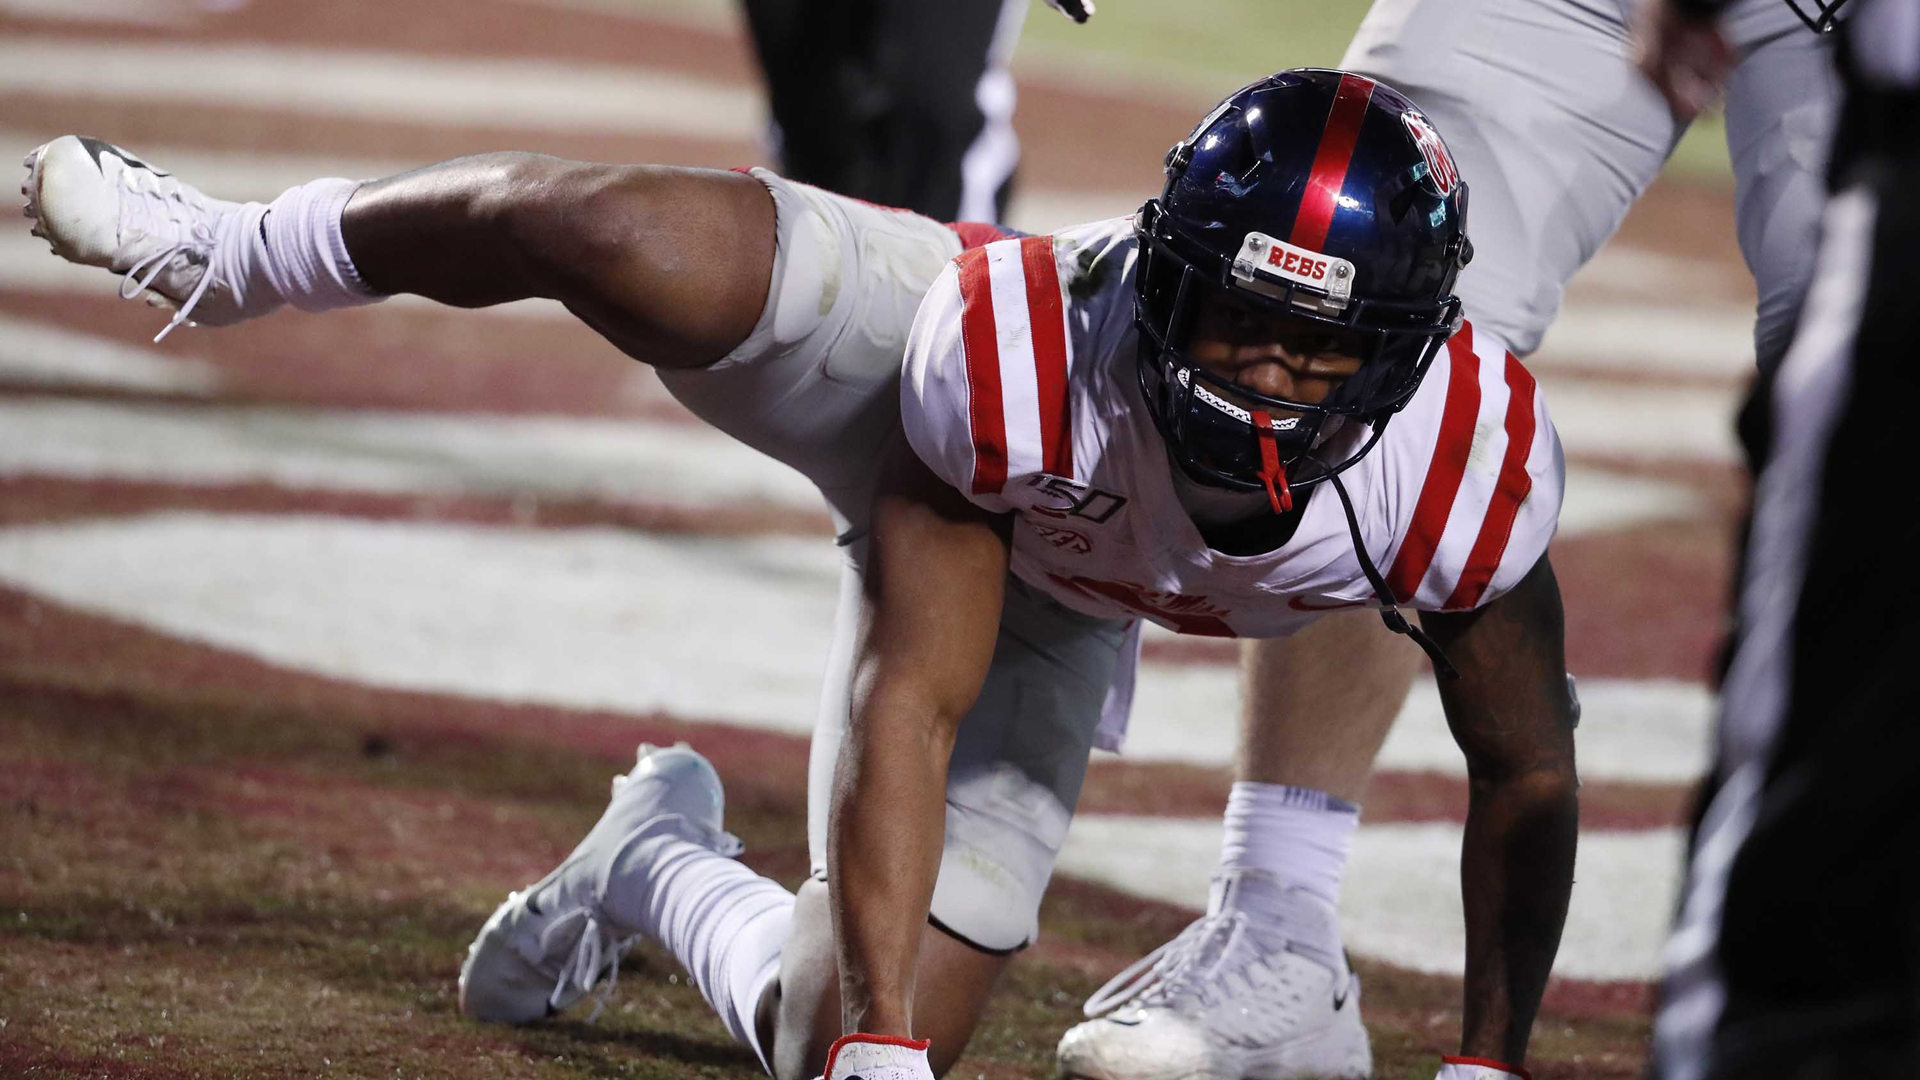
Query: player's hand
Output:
[[1435, 1056, 1532, 1080], [815, 1034, 936, 1080], [1039, 0, 1094, 24], [1633, 0, 1734, 119]]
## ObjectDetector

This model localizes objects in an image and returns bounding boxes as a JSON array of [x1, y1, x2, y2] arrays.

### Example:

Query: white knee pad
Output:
[[927, 764, 1076, 953]]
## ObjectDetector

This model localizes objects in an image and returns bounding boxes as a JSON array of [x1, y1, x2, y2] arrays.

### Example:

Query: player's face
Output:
[[1185, 292, 1366, 406]]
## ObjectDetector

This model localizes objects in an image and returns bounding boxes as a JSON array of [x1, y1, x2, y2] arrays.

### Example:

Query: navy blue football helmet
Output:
[[1135, 68, 1473, 510]]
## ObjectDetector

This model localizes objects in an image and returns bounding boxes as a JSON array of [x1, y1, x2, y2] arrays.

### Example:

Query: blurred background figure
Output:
[[1642, 0, 1920, 1075], [739, 0, 1030, 222]]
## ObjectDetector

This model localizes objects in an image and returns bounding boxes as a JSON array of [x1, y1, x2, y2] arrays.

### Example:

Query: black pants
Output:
[[1651, 144, 1920, 1079], [739, 0, 1021, 222]]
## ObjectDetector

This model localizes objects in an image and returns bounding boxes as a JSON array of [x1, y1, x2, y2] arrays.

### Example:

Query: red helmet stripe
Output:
[[1288, 73, 1376, 253]]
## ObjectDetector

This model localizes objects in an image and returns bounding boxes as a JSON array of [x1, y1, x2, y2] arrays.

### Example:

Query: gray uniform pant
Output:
[[658, 170, 1132, 952], [1342, 0, 1839, 368]]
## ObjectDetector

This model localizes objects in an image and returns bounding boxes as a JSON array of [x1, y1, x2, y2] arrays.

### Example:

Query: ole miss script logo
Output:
[[1028, 521, 1093, 555], [1402, 111, 1459, 196]]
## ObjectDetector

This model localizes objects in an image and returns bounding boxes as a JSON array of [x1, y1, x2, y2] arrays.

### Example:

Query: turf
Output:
[[1, 665, 1650, 1078]]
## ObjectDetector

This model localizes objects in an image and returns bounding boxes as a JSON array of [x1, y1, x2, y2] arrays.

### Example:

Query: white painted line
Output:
[[1120, 665, 1713, 784], [0, 230, 129, 299], [0, 513, 843, 731], [1057, 816, 1685, 981], [0, 400, 820, 510], [0, 38, 767, 142], [1557, 463, 1708, 535], [0, 0, 197, 25], [1533, 303, 1756, 380], [0, 314, 221, 394], [1539, 372, 1743, 465], [0, 511, 1709, 784], [0, 395, 1709, 527]]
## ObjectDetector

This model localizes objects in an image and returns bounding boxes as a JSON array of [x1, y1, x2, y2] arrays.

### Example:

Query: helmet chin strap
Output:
[[1250, 410, 1293, 514], [1324, 469, 1460, 681]]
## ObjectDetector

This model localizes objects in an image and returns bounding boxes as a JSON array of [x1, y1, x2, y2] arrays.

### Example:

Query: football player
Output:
[[22, 70, 1577, 1080], [1060, 2, 1844, 1077], [1639, 0, 1918, 1077]]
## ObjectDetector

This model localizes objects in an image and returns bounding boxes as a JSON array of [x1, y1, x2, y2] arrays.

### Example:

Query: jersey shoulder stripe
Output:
[[1021, 235, 1074, 480], [953, 237, 1075, 495], [956, 246, 1008, 494], [1443, 351, 1540, 609], [1379, 320, 1561, 612], [1386, 321, 1480, 603]]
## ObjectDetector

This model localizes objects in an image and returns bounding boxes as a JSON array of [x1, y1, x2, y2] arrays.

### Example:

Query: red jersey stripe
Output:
[[1020, 235, 1074, 479], [956, 247, 1008, 494], [1289, 73, 1376, 253], [1443, 351, 1540, 610], [1385, 323, 1480, 603]]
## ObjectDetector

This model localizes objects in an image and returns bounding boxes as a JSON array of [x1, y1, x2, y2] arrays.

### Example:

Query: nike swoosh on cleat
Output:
[[1332, 980, 1350, 1011], [76, 136, 168, 177]]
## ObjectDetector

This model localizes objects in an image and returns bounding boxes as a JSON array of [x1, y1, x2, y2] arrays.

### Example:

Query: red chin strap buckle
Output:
[[1251, 409, 1293, 515]]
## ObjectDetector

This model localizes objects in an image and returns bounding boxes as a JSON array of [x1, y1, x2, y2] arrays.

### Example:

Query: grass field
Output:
[[0, 671, 1650, 1079]]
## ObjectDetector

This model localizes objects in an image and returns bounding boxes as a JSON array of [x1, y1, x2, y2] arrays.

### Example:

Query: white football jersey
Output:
[[900, 217, 1565, 639]]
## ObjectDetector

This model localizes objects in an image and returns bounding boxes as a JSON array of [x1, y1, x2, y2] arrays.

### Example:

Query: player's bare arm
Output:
[[830, 436, 1013, 1041], [1421, 556, 1580, 1067]]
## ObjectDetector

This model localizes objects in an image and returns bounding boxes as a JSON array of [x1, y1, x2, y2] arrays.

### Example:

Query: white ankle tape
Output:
[[259, 178, 381, 313]]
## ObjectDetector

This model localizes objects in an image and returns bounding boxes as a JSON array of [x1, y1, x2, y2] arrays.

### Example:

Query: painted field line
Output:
[[1057, 815, 1684, 981], [1539, 372, 1742, 465], [0, 399, 819, 510], [1533, 303, 1756, 380], [0, 313, 221, 395], [0, 395, 1706, 533], [1121, 660, 1714, 784], [0, 0, 198, 25], [0, 513, 844, 730], [0, 38, 766, 141], [0, 513, 1708, 784]]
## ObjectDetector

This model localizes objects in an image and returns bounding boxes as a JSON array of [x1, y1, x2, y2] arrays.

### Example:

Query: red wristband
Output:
[[823, 1033, 933, 1078], [1442, 1055, 1533, 1080]]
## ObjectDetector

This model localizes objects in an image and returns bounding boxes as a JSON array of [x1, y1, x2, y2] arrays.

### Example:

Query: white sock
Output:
[[605, 832, 794, 1074], [226, 177, 383, 314], [1214, 782, 1359, 957]]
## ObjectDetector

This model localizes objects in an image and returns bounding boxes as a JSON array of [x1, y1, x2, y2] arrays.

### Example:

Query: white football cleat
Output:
[[1057, 875, 1370, 1080], [458, 742, 742, 1024], [21, 134, 278, 340]]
